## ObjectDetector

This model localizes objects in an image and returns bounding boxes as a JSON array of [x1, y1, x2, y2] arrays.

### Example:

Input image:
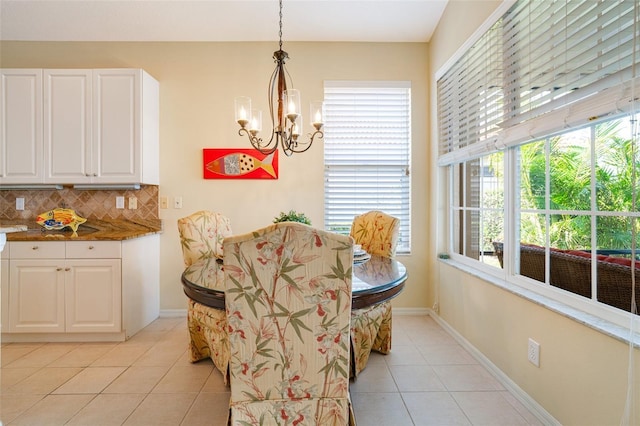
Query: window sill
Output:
[[438, 258, 640, 348]]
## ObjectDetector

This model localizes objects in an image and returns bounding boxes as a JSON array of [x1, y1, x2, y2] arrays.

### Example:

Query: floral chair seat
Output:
[[178, 210, 233, 381], [349, 210, 399, 377], [224, 222, 356, 425]]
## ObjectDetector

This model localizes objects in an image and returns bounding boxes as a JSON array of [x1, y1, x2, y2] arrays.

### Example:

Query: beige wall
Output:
[[0, 41, 431, 313], [429, 2, 640, 425]]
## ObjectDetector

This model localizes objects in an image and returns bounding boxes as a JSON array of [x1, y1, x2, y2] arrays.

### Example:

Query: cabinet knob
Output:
[[88, 245, 95, 250], [32, 246, 39, 250], [65, 267, 71, 271], [93, 173, 97, 177], [56, 267, 63, 271]]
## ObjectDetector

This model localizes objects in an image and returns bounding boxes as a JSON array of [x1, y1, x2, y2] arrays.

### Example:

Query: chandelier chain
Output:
[[278, 0, 283, 51]]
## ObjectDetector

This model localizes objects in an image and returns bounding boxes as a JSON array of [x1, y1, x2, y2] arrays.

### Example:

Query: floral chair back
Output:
[[224, 222, 355, 425], [349, 210, 400, 257], [178, 210, 232, 266]]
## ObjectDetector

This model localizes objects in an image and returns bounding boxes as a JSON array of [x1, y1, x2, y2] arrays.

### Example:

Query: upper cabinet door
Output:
[[0, 69, 44, 184], [43, 70, 92, 183], [92, 69, 159, 185]]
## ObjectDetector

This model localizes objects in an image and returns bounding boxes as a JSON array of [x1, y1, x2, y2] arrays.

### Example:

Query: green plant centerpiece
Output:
[[273, 210, 311, 225]]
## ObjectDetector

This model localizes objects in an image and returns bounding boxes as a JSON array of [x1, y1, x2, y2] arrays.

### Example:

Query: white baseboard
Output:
[[427, 309, 560, 426], [391, 307, 430, 315], [160, 309, 187, 318]]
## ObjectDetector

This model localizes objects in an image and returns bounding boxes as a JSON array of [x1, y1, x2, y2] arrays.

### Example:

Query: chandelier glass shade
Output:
[[235, 0, 324, 156]]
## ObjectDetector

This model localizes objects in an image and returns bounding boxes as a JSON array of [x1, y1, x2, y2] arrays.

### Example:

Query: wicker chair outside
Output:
[[549, 251, 591, 298], [493, 241, 639, 313], [597, 260, 640, 312], [493, 241, 545, 283]]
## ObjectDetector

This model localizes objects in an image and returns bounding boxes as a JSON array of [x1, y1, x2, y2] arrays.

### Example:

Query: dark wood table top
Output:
[[181, 253, 407, 310]]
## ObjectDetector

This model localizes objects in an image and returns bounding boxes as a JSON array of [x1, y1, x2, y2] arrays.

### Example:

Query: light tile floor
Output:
[[1, 315, 543, 425]]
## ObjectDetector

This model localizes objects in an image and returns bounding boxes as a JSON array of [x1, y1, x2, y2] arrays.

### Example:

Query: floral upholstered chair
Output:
[[177, 210, 233, 380], [349, 210, 399, 376], [349, 210, 400, 257], [224, 222, 356, 425]]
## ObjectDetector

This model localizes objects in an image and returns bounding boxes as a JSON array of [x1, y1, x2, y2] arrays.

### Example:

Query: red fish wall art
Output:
[[203, 148, 279, 179]]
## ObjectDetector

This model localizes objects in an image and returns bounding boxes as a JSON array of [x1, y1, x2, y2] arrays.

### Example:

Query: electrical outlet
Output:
[[528, 338, 540, 367], [16, 197, 25, 211], [128, 197, 138, 209], [174, 196, 183, 209], [116, 196, 125, 209], [160, 196, 168, 209]]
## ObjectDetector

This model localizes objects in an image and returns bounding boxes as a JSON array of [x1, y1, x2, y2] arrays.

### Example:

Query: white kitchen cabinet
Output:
[[9, 259, 66, 333], [91, 69, 159, 185], [1, 68, 159, 186], [43, 70, 93, 183], [8, 241, 121, 334], [65, 259, 121, 333], [0, 69, 44, 184], [65, 240, 122, 333], [2, 236, 159, 341]]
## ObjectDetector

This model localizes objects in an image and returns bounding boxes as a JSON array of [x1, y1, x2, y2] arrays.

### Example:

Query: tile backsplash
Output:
[[0, 185, 159, 221]]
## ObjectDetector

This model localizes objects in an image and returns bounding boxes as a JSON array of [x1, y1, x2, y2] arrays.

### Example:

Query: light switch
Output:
[[129, 197, 138, 209], [160, 196, 169, 209], [174, 196, 183, 209], [16, 197, 25, 210], [116, 196, 125, 209]]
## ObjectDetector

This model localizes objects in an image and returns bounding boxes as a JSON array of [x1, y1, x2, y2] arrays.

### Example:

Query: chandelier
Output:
[[234, 0, 324, 156]]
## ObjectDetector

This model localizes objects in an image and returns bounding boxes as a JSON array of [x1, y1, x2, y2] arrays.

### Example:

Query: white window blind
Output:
[[438, 0, 640, 166], [323, 81, 411, 254]]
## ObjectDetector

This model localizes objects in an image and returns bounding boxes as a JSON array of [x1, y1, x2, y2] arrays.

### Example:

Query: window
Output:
[[323, 81, 411, 253], [451, 152, 504, 267], [438, 0, 640, 326]]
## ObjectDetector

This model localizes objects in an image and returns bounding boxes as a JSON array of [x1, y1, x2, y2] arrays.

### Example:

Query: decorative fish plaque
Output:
[[203, 149, 278, 179], [36, 208, 87, 232]]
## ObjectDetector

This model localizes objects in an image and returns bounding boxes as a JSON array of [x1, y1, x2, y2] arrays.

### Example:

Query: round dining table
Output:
[[181, 253, 407, 311]]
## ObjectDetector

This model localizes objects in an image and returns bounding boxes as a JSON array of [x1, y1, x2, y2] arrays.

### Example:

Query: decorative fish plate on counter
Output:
[[36, 208, 87, 233]]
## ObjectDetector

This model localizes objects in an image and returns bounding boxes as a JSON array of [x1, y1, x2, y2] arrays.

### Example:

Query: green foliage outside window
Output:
[[518, 117, 639, 251]]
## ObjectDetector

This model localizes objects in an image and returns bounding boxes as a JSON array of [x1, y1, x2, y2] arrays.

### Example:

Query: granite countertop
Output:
[[0, 218, 162, 241], [0, 225, 28, 234]]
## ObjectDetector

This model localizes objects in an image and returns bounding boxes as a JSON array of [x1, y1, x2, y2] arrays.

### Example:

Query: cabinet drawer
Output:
[[10, 241, 65, 259], [66, 241, 121, 259]]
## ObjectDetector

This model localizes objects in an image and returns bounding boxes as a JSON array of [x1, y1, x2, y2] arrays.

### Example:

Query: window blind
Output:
[[437, 0, 640, 166], [323, 81, 411, 253]]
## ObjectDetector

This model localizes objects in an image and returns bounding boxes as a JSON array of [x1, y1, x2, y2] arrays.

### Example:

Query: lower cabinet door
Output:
[[65, 259, 121, 332], [9, 260, 65, 332]]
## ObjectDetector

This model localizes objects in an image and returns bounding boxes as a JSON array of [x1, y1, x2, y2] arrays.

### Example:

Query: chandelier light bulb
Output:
[[250, 110, 262, 135], [311, 101, 324, 131], [235, 96, 251, 129], [292, 115, 302, 138]]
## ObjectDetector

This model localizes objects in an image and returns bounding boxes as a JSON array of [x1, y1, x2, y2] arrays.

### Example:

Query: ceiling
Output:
[[0, 0, 449, 43]]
